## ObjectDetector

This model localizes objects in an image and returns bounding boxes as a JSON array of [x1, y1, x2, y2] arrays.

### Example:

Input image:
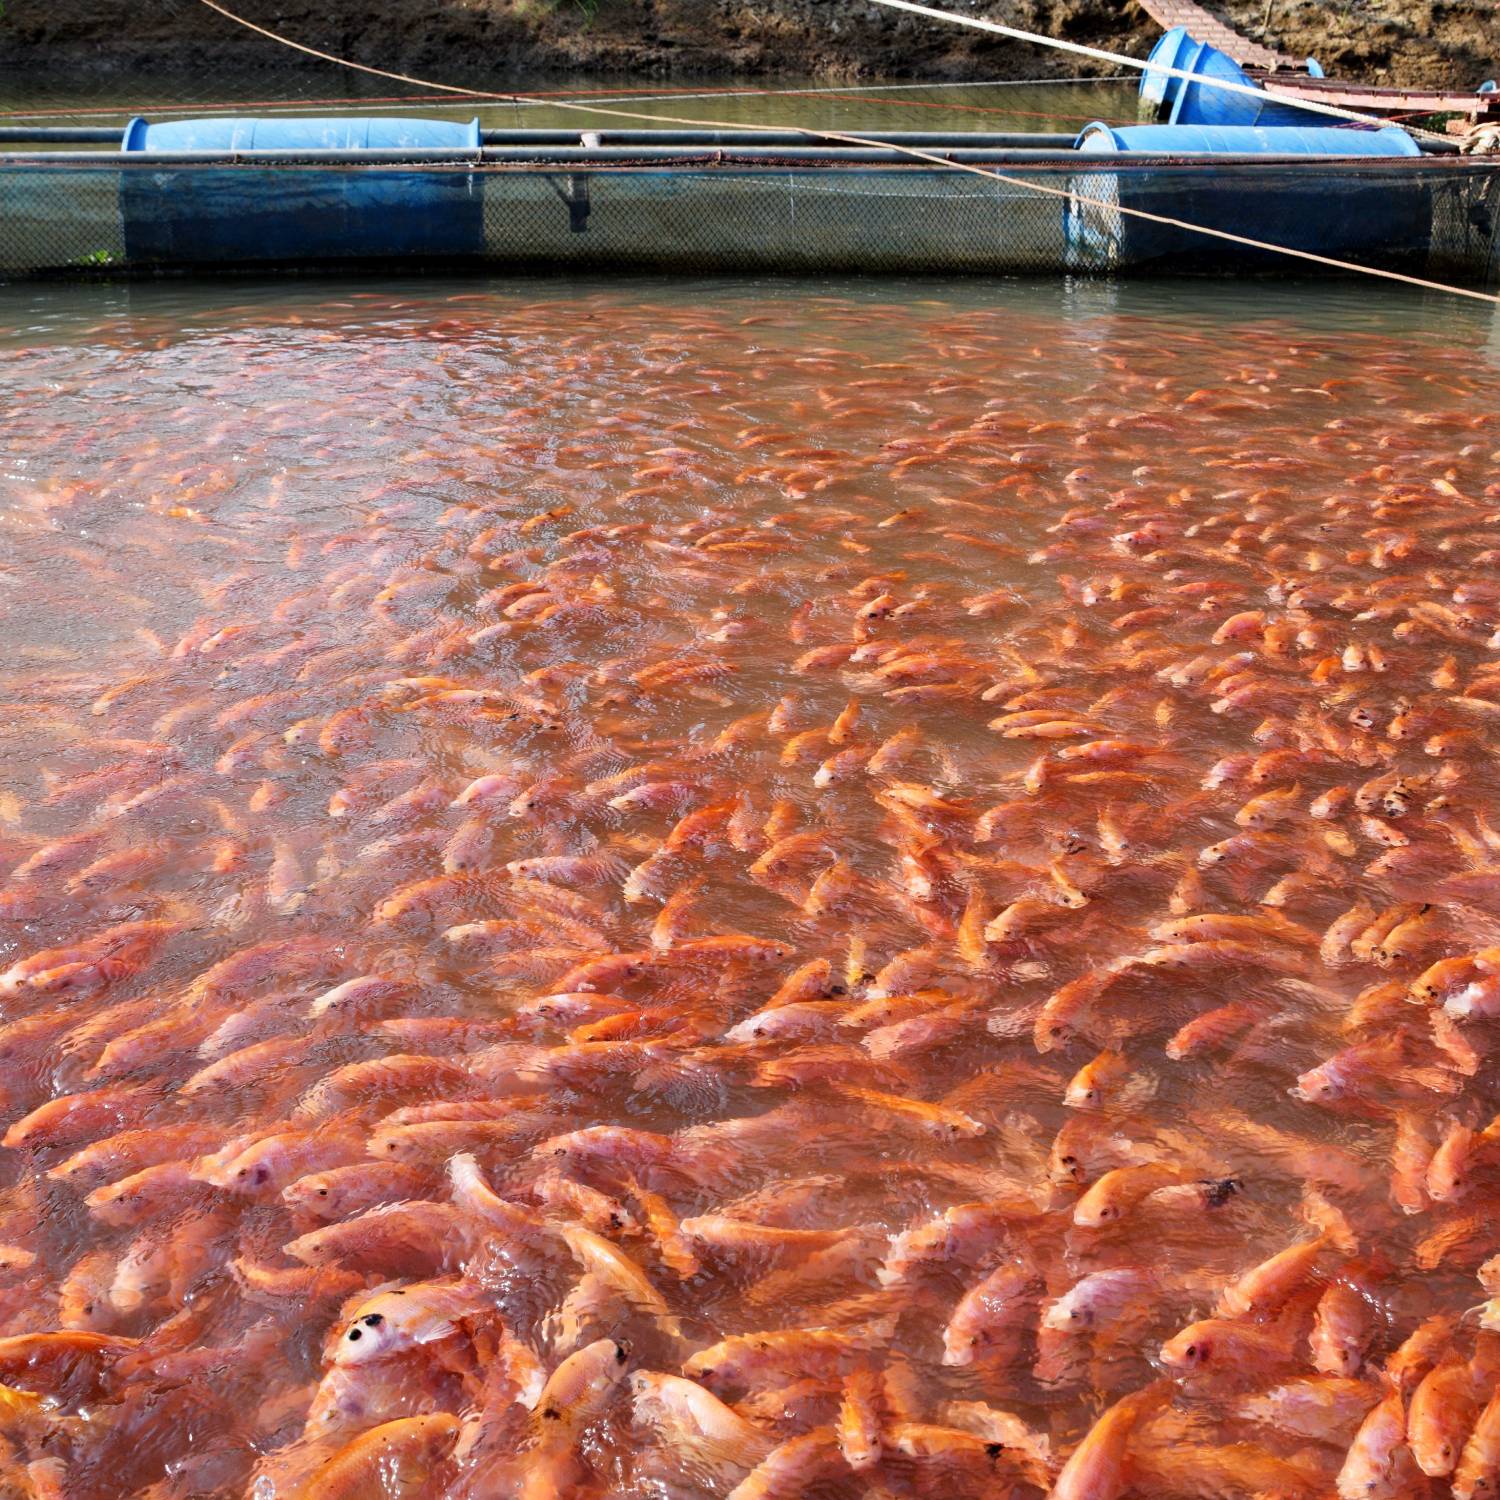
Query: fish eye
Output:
[[317, 1187, 328, 1196], [363, 1313, 383, 1327], [347, 1327, 362, 1342]]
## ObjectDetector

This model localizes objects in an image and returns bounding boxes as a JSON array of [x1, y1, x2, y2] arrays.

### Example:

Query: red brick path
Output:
[[1137, 0, 1295, 69]]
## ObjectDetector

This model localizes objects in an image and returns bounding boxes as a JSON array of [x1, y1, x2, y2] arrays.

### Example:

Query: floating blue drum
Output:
[[118, 117, 486, 266], [1066, 119, 1431, 272], [1078, 122, 1422, 158], [120, 116, 481, 152]]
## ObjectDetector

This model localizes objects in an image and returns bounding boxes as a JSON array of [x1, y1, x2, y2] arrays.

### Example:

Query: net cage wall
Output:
[[1, 155, 1498, 283]]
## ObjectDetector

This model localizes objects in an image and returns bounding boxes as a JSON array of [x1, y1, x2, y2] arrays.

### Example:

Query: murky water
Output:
[[1, 272, 1500, 1498], [0, 75, 1138, 137]]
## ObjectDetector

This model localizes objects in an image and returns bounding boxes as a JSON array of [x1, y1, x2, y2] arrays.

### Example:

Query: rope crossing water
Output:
[[189, 0, 1500, 305]]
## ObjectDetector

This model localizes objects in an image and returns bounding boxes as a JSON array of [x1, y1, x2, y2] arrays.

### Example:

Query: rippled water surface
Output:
[[1, 274, 1499, 1498]]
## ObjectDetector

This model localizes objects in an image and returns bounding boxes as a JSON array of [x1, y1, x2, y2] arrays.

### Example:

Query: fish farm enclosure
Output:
[[3, 17, 1499, 286], [5, 6, 1500, 1500], [3, 131, 1500, 282]]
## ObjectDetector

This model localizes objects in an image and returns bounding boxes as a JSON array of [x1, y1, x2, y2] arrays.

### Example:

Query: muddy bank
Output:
[[0, 0, 1493, 90], [1217, 0, 1499, 89], [0, 0, 1151, 84]]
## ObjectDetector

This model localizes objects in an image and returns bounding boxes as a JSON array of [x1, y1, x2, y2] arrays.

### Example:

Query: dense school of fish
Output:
[[0, 284, 1499, 1498]]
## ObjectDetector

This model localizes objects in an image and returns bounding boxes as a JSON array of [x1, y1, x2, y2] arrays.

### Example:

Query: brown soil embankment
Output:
[[0, 0, 1493, 91]]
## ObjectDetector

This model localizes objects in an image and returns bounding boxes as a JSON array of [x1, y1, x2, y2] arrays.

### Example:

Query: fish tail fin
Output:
[[1301, 1186, 1358, 1255]]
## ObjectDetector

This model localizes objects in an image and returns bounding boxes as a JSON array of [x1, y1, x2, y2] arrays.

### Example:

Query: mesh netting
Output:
[[1, 155, 1498, 283], [5, 0, 1494, 288]]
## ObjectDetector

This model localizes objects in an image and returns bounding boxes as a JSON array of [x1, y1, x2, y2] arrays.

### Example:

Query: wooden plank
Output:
[[1254, 74, 1500, 121]]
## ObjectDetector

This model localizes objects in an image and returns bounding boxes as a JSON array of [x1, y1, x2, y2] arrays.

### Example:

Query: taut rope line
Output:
[[189, 0, 1500, 306]]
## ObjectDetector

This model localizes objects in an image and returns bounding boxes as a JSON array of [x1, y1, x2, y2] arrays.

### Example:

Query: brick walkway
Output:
[[1136, 0, 1295, 69]]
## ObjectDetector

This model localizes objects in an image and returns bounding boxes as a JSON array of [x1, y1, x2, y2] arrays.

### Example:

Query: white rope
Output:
[[860, 0, 1452, 146], [177, 0, 1500, 305]]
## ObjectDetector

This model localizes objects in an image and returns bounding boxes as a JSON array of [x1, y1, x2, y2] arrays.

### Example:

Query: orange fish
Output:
[[1051, 1383, 1169, 1500]]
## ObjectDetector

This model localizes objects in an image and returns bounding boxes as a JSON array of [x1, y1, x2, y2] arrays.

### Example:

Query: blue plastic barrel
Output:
[[121, 115, 481, 153], [1067, 118, 1431, 272], [1077, 121, 1422, 157], [1138, 27, 1319, 127], [1138, 27, 1198, 117], [117, 116, 487, 267]]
